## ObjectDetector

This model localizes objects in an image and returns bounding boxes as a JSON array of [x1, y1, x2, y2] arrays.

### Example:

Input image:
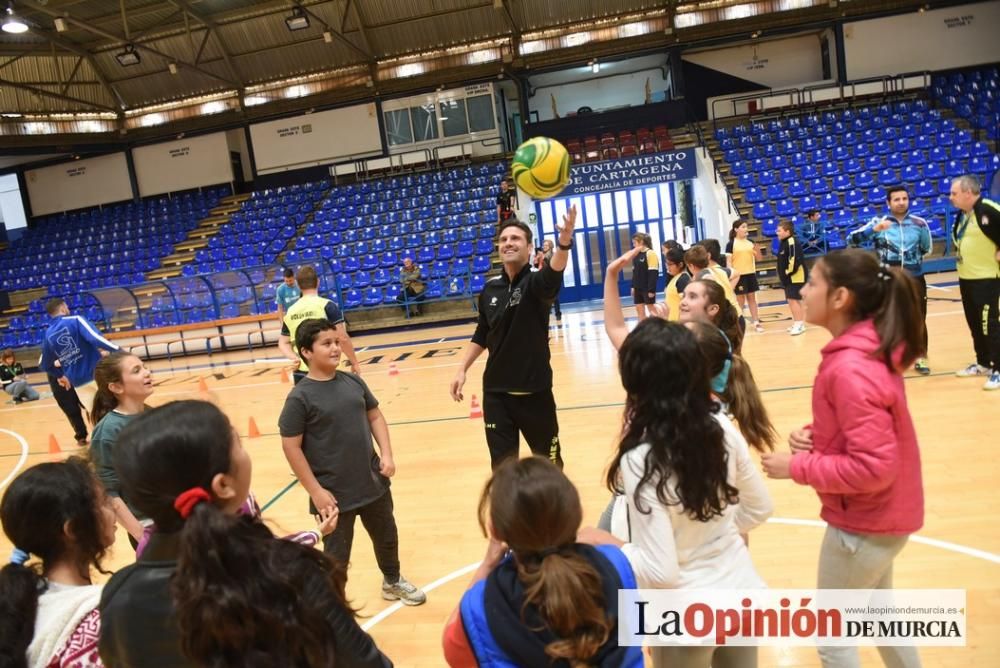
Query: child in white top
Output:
[[580, 318, 773, 668]]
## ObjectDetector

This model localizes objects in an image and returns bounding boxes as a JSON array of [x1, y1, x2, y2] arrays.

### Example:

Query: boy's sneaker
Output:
[[753, 321, 765, 333], [956, 363, 990, 378], [382, 576, 427, 606], [789, 323, 806, 336], [984, 371, 1000, 391], [914, 358, 931, 375]]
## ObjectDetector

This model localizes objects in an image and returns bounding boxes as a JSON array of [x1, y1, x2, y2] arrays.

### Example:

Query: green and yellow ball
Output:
[[510, 136, 572, 200]]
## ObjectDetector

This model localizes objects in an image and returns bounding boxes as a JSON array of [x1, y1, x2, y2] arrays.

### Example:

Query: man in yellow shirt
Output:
[[949, 175, 1000, 391], [278, 265, 362, 384]]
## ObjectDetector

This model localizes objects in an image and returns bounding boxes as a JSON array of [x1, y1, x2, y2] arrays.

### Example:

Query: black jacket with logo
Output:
[[472, 262, 563, 393]]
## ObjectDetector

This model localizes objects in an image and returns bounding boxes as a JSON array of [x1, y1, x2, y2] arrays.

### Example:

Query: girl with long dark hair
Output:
[[0, 458, 116, 668], [582, 319, 773, 668], [98, 400, 389, 668]]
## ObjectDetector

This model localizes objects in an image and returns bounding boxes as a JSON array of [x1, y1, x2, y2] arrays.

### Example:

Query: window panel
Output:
[[466, 94, 495, 132], [384, 109, 412, 146], [410, 105, 438, 141], [440, 99, 469, 137]]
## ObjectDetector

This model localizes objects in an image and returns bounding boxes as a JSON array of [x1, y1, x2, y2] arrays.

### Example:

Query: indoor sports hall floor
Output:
[[1, 274, 997, 667]]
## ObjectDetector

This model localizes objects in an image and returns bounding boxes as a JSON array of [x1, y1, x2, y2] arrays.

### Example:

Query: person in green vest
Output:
[[278, 265, 362, 384]]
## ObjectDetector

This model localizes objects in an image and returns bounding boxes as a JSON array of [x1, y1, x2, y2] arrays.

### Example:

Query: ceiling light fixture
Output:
[[2, 6, 28, 34], [54, 16, 68, 32], [285, 7, 310, 31], [322, 30, 333, 43], [168, 62, 178, 75], [115, 44, 140, 66]]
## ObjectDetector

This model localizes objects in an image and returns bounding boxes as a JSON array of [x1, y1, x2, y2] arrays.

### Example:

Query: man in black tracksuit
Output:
[[450, 208, 579, 469]]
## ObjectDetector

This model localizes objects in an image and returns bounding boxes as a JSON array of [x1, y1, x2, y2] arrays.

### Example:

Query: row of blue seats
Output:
[[719, 115, 952, 150], [322, 179, 497, 207], [745, 170, 993, 206], [759, 215, 947, 240], [287, 241, 493, 268], [297, 225, 495, 252], [7, 306, 104, 332], [728, 131, 973, 169], [751, 192, 956, 221], [306, 216, 493, 240], [934, 68, 1000, 139], [715, 101, 931, 139], [315, 198, 493, 221], [725, 134, 989, 165], [733, 146, 995, 185], [331, 163, 504, 193]]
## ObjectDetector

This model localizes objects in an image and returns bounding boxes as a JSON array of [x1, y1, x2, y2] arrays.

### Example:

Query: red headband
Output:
[[174, 487, 211, 519]]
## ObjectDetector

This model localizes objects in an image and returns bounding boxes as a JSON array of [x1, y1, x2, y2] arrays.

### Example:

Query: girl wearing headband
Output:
[[0, 458, 116, 667], [762, 248, 925, 668], [98, 400, 389, 667]]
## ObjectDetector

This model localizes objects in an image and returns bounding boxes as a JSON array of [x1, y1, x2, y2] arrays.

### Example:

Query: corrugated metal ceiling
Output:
[[0, 0, 941, 114]]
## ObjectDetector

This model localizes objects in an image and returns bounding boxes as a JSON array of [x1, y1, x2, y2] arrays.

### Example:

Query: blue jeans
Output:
[[4, 380, 39, 403]]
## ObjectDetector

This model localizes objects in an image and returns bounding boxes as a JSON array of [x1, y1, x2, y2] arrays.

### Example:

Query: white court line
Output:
[[0, 428, 30, 491], [360, 517, 1000, 633], [767, 517, 1000, 563], [360, 561, 481, 631]]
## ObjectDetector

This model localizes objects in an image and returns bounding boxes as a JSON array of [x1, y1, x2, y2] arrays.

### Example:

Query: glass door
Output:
[[533, 182, 682, 303]]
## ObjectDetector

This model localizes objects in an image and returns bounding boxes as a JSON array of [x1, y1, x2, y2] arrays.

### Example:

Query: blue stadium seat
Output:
[[344, 289, 362, 309], [775, 199, 797, 217]]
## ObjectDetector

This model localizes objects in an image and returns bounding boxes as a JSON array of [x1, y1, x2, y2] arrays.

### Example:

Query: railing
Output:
[[710, 71, 933, 132], [76, 256, 481, 340]]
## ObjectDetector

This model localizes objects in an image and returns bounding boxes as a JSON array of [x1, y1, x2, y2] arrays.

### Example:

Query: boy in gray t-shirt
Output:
[[279, 318, 426, 606]]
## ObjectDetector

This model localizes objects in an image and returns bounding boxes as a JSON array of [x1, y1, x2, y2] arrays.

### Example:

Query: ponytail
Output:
[[0, 562, 41, 668], [818, 250, 924, 370], [91, 352, 133, 426], [516, 552, 612, 665], [721, 356, 777, 452], [694, 279, 744, 354], [687, 321, 773, 452], [481, 457, 613, 665], [89, 386, 117, 427], [873, 266, 924, 369]]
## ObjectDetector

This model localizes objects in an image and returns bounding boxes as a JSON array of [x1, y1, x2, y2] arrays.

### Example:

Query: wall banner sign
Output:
[[560, 150, 697, 197]]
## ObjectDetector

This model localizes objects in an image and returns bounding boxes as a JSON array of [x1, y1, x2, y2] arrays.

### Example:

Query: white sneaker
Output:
[[984, 371, 1000, 391], [956, 363, 990, 377], [753, 321, 765, 333], [789, 323, 806, 336]]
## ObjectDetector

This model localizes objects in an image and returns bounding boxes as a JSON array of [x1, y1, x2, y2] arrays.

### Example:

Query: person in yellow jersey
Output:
[[660, 242, 690, 322], [725, 220, 765, 333], [949, 175, 1000, 391], [684, 244, 746, 336], [630, 233, 660, 321], [278, 265, 362, 384]]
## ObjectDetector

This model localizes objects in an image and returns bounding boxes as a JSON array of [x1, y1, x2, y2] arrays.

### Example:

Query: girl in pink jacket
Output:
[[763, 248, 924, 668]]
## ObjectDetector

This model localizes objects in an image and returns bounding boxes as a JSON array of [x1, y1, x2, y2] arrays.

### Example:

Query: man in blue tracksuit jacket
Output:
[[847, 185, 933, 374], [40, 297, 119, 416]]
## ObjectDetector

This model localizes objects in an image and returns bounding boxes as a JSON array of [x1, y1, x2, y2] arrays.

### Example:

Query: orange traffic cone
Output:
[[48, 434, 62, 461], [469, 394, 483, 419], [198, 377, 209, 393], [280, 367, 290, 384], [248, 417, 261, 439], [388, 362, 399, 376]]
